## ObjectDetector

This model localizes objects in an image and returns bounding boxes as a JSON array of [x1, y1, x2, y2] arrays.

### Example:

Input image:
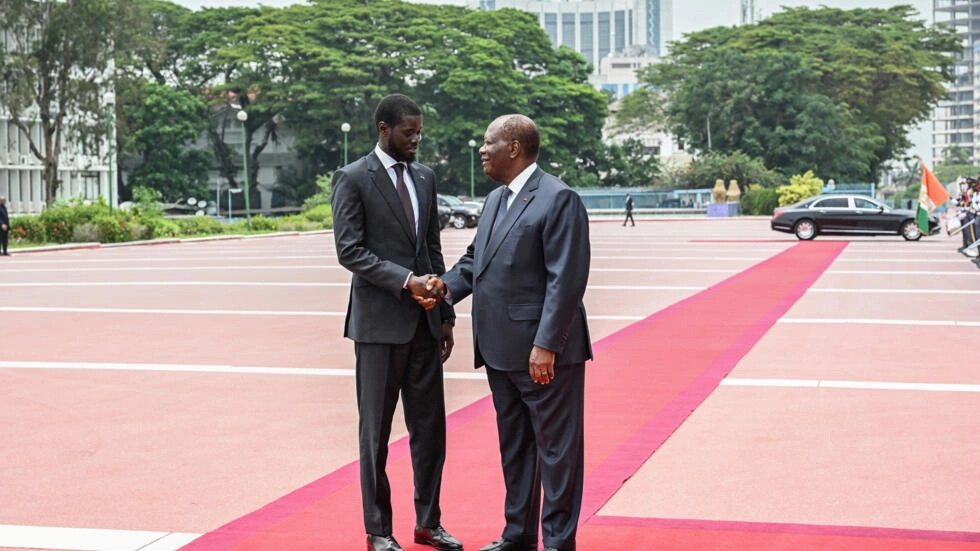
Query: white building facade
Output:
[[476, 0, 672, 97]]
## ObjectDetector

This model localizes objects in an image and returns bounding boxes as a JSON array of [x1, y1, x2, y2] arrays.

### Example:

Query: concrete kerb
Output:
[[8, 230, 334, 255]]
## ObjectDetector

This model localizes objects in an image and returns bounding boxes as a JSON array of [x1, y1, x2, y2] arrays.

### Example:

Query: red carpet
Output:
[[180, 241, 980, 550]]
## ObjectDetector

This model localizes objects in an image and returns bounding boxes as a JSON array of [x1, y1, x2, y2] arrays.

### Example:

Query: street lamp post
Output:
[[104, 91, 115, 214], [341, 122, 351, 165], [236, 109, 252, 230], [468, 139, 477, 198]]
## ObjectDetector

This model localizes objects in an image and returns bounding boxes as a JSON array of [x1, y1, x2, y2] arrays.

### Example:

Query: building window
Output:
[[82, 173, 100, 200], [562, 13, 576, 50], [615, 10, 626, 53], [544, 13, 558, 47], [598, 12, 610, 61], [580, 13, 593, 66]]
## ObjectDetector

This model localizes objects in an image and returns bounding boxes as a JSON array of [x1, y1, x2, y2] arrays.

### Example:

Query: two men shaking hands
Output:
[[407, 274, 448, 310]]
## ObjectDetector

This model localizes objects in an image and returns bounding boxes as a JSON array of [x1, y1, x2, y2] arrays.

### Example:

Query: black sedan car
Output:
[[437, 202, 452, 229], [771, 194, 939, 241], [437, 194, 481, 229]]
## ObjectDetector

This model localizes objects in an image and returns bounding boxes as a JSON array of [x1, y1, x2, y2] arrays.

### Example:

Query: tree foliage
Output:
[[125, 0, 607, 198], [777, 170, 824, 206], [0, 0, 148, 203], [672, 151, 784, 190], [126, 81, 211, 201], [634, 5, 959, 182]]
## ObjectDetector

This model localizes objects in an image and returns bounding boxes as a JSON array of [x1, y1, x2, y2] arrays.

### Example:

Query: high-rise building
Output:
[[477, 0, 672, 77], [933, 0, 978, 165]]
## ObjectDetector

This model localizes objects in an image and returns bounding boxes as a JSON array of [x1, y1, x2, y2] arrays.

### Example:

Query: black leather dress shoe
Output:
[[414, 524, 463, 550], [367, 534, 403, 551], [477, 538, 535, 551]]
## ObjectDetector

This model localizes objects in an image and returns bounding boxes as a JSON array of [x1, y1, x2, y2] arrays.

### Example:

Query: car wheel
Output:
[[901, 220, 922, 241], [793, 219, 816, 240], [452, 215, 466, 229]]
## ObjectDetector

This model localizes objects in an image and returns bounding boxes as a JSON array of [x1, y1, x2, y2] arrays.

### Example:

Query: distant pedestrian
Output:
[[0, 196, 10, 256], [623, 192, 635, 226]]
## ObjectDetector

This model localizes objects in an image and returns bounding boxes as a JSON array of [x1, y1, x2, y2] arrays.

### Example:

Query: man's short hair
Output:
[[499, 115, 540, 160], [374, 94, 422, 130]]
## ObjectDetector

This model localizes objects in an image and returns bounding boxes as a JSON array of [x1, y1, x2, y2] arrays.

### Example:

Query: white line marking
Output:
[[0, 360, 488, 379], [0, 524, 200, 551], [826, 270, 978, 276], [779, 318, 980, 327], [810, 288, 980, 295], [0, 281, 348, 288], [833, 257, 967, 264], [589, 285, 705, 291], [592, 255, 766, 261], [0, 306, 344, 316], [0, 265, 340, 273], [591, 268, 736, 273], [721, 378, 980, 393]]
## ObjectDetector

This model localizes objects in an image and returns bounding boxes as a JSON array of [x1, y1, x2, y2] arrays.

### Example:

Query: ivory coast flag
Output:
[[917, 162, 950, 234]]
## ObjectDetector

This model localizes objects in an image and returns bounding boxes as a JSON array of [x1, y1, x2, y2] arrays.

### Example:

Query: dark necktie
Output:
[[491, 187, 512, 236], [393, 163, 415, 236]]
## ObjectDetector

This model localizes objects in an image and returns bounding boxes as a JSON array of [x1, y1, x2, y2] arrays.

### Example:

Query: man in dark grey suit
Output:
[[432, 114, 592, 551], [331, 94, 462, 551]]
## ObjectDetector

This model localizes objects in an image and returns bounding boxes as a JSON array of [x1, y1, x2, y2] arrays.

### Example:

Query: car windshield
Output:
[[441, 195, 463, 206]]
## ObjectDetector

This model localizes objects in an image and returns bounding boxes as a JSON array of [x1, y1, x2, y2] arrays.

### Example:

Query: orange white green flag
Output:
[[917, 162, 950, 234]]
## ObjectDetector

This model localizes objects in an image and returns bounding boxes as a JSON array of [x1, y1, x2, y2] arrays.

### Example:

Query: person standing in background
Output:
[[0, 196, 10, 256], [623, 192, 635, 226]]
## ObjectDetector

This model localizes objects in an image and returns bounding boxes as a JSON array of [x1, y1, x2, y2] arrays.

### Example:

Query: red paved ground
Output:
[[0, 218, 976, 549]]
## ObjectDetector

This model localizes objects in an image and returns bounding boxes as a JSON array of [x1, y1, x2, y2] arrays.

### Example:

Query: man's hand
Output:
[[529, 345, 555, 384], [408, 274, 445, 310], [440, 323, 454, 363]]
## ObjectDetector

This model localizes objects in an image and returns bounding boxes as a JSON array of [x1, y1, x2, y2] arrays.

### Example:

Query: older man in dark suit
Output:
[[331, 94, 462, 551], [432, 114, 592, 551]]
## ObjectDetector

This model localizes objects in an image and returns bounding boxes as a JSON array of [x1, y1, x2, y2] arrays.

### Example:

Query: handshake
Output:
[[408, 274, 448, 310]]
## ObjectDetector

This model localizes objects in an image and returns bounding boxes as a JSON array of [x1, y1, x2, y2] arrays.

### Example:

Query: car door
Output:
[[810, 196, 851, 231], [852, 196, 893, 233]]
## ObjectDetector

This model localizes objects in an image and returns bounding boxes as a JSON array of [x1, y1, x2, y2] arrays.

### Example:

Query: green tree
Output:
[[122, 0, 610, 201], [126, 81, 212, 201], [673, 151, 784, 190], [594, 138, 661, 188], [661, 49, 883, 181], [0, 0, 149, 204], [634, 5, 958, 180]]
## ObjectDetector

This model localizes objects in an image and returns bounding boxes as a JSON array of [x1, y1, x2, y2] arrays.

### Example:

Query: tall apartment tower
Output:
[[933, 0, 978, 165], [477, 0, 672, 66]]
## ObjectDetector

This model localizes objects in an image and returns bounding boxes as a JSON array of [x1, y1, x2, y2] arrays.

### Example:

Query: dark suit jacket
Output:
[[0, 203, 9, 227], [332, 152, 452, 344], [442, 167, 592, 371]]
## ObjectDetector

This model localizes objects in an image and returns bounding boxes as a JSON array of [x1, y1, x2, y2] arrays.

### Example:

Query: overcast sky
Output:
[[169, 0, 938, 160]]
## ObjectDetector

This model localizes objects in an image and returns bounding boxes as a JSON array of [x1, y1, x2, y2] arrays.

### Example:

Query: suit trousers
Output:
[[354, 313, 447, 536], [0, 228, 8, 254], [487, 362, 585, 551]]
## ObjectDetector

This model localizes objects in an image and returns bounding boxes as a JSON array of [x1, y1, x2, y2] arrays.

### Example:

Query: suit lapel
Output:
[[368, 155, 416, 244], [478, 173, 540, 275]]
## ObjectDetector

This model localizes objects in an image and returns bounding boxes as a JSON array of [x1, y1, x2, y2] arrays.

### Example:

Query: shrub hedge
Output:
[[6, 197, 333, 249]]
